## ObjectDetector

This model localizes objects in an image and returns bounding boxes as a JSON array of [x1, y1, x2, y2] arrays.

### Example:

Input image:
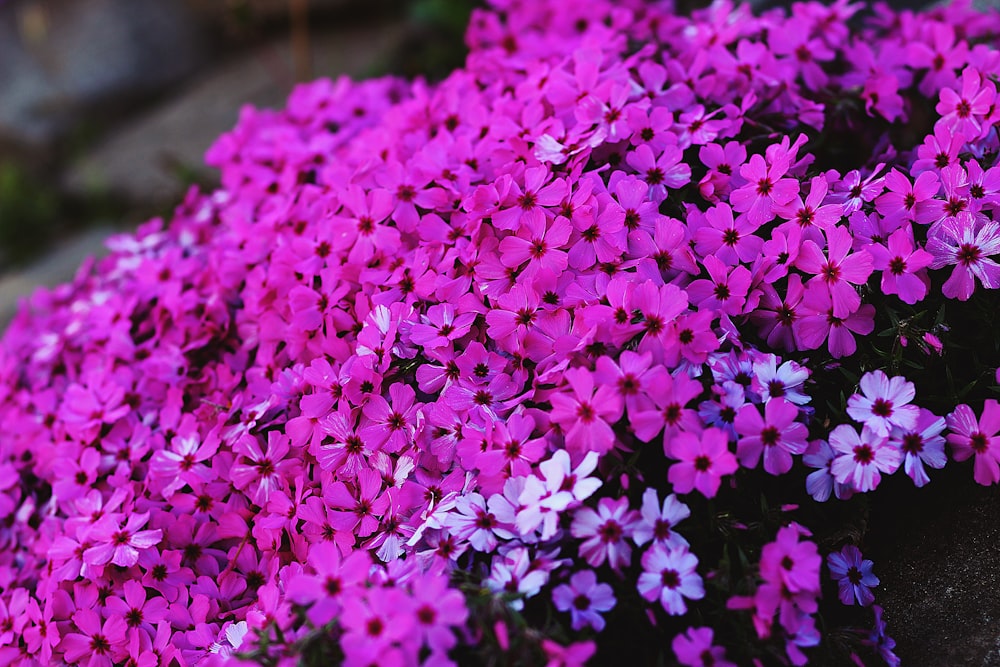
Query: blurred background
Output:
[[0, 0, 477, 321]]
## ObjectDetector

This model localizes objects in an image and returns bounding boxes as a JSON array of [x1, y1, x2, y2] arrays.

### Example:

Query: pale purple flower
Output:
[[829, 424, 901, 492], [637, 545, 704, 615], [631, 488, 690, 550], [570, 496, 639, 572], [889, 408, 947, 487], [926, 212, 1000, 301], [846, 370, 919, 437], [552, 570, 616, 632]]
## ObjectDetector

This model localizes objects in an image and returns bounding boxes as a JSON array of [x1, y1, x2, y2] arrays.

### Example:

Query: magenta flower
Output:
[[409, 570, 469, 653], [874, 169, 940, 225], [735, 398, 809, 475], [828, 545, 879, 607], [360, 382, 421, 453], [846, 370, 920, 437], [687, 255, 752, 316], [668, 428, 739, 498], [759, 524, 822, 595], [631, 368, 703, 444], [83, 512, 162, 568], [796, 282, 875, 358], [626, 144, 691, 203], [60, 609, 128, 667], [693, 203, 764, 265], [637, 544, 704, 615], [867, 227, 933, 304], [774, 175, 844, 239], [672, 627, 736, 667], [795, 225, 874, 319], [230, 431, 297, 503], [552, 570, 616, 632], [936, 67, 997, 139], [730, 153, 800, 227], [549, 367, 623, 456], [829, 424, 901, 492], [946, 400, 1000, 485]]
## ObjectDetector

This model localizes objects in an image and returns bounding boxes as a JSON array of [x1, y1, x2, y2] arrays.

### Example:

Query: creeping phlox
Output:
[[2, 0, 1000, 665]]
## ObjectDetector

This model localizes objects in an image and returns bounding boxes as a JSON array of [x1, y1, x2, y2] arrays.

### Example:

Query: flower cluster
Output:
[[2, 0, 1000, 665]]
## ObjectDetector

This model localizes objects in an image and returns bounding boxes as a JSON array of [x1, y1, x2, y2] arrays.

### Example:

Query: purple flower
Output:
[[552, 570, 616, 632], [827, 545, 880, 606]]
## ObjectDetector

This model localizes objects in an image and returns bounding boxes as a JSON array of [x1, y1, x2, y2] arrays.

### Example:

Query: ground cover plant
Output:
[[2, 0, 1000, 664]]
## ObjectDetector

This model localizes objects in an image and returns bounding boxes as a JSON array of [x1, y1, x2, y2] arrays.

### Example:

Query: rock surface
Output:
[[870, 467, 1000, 666], [0, 0, 206, 160], [63, 19, 406, 205], [0, 225, 113, 327]]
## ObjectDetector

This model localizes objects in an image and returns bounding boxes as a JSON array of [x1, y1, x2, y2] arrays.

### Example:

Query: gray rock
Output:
[[0, 225, 113, 327], [0, 0, 206, 158], [63, 19, 406, 205], [870, 469, 1000, 666]]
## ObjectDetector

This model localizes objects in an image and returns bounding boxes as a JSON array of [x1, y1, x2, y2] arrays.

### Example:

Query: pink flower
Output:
[[867, 227, 933, 304], [552, 570, 616, 632], [60, 609, 128, 667], [829, 424, 901, 492], [946, 400, 1000, 485], [409, 571, 469, 653], [672, 627, 737, 667], [735, 398, 809, 475], [230, 431, 297, 503], [550, 367, 623, 456], [795, 225, 874, 319], [668, 428, 739, 498], [626, 144, 691, 203], [693, 203, 764, 265], [631, 368, 703, 445], [759, 524, 821, 595], [730, 153, 800, 227], [874, 169, 940, 225], [936, 66, 997, 139], [360, 382, 421, 453], [795, 283, 875, 358], [687, 255, 752, 316]]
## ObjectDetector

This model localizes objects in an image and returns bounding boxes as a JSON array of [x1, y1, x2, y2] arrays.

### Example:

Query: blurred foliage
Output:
[[0, 161, 61, 269], [391, 0, 482, 80]]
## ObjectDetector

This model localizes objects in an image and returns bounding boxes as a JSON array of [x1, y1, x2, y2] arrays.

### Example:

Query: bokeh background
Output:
[[0, 0, 478, 322]]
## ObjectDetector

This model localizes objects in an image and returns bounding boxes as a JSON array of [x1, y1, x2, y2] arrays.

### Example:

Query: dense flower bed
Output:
[[3, 0, 1000, 664]]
